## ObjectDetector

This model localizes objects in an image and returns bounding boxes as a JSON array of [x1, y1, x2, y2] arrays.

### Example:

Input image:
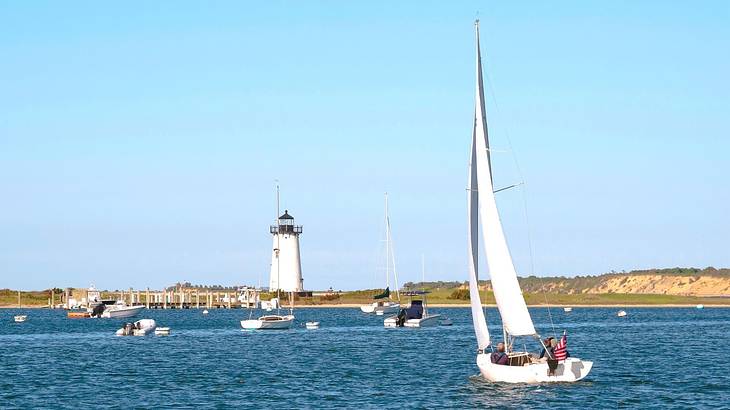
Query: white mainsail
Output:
[[469, 21, 536, 339]]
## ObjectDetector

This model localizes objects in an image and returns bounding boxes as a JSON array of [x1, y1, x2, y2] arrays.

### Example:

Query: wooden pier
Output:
[[110, 287, 260, 309]]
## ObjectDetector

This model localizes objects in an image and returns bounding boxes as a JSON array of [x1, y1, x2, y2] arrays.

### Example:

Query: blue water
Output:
[[1, 307, 728, 408]]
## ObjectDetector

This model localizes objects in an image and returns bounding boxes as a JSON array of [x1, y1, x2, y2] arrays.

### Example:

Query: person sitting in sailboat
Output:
[[490, 342, 509, 365]]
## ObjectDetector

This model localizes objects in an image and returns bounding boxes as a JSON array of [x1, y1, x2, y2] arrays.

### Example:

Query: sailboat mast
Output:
[[474, 20, 493, 184], [276, 182, 281, 315], [388, 210, 400, 302], [384, 193, 390, 291]]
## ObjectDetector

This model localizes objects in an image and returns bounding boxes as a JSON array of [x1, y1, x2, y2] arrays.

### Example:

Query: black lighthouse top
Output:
[[270, 210, 303, 234]]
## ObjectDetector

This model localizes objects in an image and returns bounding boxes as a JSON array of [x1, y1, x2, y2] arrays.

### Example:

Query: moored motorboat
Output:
[[617, 310, 627, 317], [100, 301, 145, 319], [564, 307, 573, 312], [155, 327, 171, 336], [14, 315, 27, 323], [384, 291, 441, 328], [305, 321, 320, 329], [696, 304, 704, 310], [116, 319, 157, 336], [465, 20, 592, 383]]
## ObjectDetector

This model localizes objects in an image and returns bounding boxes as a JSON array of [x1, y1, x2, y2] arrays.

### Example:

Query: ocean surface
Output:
[[1, 306, 728, 408]]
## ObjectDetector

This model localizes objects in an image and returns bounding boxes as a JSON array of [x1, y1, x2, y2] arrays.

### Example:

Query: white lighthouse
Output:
[[269, 210, 304, 292]]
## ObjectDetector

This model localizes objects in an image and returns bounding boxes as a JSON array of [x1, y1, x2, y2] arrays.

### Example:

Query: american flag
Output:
[[554, 331, 568, 361]]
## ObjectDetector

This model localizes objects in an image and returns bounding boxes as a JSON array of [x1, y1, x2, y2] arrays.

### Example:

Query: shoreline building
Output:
[[269, 210, 304, 292]]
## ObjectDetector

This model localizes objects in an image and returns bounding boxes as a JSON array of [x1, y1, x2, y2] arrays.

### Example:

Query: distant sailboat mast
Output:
[[275, 182, 281, 316], [384, 193, 400, 302]]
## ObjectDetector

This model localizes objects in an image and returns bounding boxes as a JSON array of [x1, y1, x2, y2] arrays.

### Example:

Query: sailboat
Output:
[[241, 184, 295, 330], [360, 193, 401, 315], [467, 20, 592, 383]]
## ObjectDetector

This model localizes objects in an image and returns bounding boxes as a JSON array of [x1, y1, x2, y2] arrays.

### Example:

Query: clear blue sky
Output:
[[1, 1, 728, 291]]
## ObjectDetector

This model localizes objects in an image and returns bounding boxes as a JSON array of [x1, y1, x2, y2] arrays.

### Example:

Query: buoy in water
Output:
[[202, 309, 209, 315]]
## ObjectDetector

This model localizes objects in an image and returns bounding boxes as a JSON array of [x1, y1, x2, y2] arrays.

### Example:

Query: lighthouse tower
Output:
[[269, 210, 304, 292]]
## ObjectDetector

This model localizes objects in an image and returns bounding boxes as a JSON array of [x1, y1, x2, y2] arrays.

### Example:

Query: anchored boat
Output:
[[97, 301, 145, 319], [241, 183, 296, 331], [360, 193, 401, 315], [116, 319, 157, 336], [384, 291, 442, 328], [466, 20, 592, 383]]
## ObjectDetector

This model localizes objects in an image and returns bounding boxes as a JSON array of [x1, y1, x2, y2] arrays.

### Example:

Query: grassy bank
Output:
[[282, 289, 728, 306], [3, 288, 728, 308]]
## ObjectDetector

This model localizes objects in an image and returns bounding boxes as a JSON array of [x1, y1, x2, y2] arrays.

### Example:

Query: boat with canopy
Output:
[[467, 20, 592, 383]]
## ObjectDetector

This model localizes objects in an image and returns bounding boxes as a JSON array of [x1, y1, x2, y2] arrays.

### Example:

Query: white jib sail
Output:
[[472, 21, 536, 337], [468, 129, 491, 350]]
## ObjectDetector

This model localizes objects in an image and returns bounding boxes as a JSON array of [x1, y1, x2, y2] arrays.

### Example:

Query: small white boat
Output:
[[617, 310, 627, 317], [202, 309, 209, 315], [155, 327, 171, 336], [384, 292, 441, 328], [14, 315, 27, 323], [241, 314, 294, 330], [305, 321, 320, 329], [563, 307, 573, 312], [696, 304, 704, 310], [116, 319, 157, 336], [361, 299, 400, 315], [99, 301, 145, 319]]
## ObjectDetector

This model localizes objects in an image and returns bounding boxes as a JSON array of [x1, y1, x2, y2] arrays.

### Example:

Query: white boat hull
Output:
[[360, 305, 375, 313], [384, 314, 442, 328], [361, 302, 400, 315], [477, 354, 592, 383], [14, 315, 27, 323], [241, 315, 294, 330], [102, 305, 145, 319], [404, 314, 442, 328], [116, 319, 157, 336], [305, 321, 320, 329]]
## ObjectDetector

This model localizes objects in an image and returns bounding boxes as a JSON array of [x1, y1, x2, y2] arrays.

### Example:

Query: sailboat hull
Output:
[[477, 354, 592, 383], [240, 315, 294, 330]]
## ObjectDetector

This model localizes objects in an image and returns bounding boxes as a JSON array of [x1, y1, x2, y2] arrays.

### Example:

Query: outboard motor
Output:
[[91, 304, 105, 318], [396, 309, 407, 327], [123, 322, 135, 336]]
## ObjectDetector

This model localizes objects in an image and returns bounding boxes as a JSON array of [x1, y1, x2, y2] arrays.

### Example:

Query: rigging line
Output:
[[483, 61, 557, 338]]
